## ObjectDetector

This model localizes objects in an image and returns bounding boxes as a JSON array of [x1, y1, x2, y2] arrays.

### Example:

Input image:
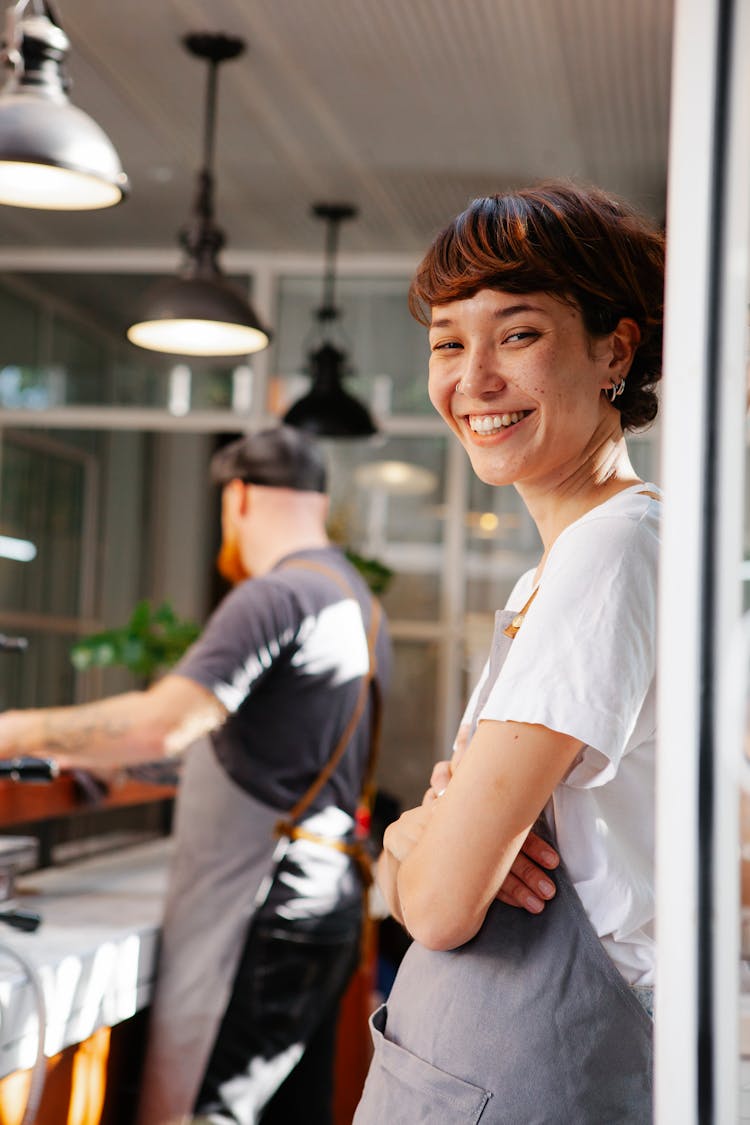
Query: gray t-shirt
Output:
[[175, 546, 390, 928]]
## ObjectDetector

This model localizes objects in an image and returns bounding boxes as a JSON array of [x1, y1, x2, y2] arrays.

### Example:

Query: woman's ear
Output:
[[607, 317, 641, 381]]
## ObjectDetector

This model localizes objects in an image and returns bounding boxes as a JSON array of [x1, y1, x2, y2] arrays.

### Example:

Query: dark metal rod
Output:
[[697, 0, 734, 1119], [321, 214, 341, 314], [202, 58, 218, 174]]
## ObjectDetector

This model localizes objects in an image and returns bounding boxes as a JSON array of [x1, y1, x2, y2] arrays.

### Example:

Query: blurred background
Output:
[[0, 0, 671, 812]]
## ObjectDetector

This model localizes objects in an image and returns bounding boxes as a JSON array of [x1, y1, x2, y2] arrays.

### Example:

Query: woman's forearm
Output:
[[395, 720, 583, 951]]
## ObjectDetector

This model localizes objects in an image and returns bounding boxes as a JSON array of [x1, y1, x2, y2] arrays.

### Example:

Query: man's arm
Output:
[[0, 673, 227, 773]]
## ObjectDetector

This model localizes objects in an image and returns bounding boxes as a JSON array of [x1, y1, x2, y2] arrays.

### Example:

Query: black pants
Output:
[[194, 909, 361, 1124]]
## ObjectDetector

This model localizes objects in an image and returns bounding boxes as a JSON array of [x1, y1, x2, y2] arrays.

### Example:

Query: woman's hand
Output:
[[383, 804, 434, 864], [496, 829, 558, 913], [377, 803, 435, 926]]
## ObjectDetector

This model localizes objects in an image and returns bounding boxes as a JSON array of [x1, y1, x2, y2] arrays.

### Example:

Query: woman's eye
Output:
[[504, 330, 538, 344], [431, 340, 462, 351]]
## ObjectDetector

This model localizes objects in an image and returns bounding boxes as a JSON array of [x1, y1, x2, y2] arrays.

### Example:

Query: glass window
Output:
[[0, 629, 77, 710], [322, 433, 447, 622], [0, 429, 98, 707], [378, 639, 440, 811], [272, 275, 432, 416], [0, 431, 88, 618], [0, 274, 253, 411], [464, 474, 542, 618]]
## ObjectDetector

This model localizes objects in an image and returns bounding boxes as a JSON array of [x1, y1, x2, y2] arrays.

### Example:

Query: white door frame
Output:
[[657, 0, 750, 1120]]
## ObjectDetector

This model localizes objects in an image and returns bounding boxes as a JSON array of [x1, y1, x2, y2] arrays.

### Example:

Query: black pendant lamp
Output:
[[283, 203, 377, 438], [127, 33, 271, 358], [0, 0, 128, 209]]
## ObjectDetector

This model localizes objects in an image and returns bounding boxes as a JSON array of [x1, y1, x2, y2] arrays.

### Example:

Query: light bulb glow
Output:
[[127, 318, 270, 357], [354, 460, 437, 495], [0, 161, 123, 209]]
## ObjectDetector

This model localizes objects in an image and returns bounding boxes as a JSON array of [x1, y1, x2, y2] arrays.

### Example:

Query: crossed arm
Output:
[[378, 718, 582, 949], [0, 674, 227, 773]]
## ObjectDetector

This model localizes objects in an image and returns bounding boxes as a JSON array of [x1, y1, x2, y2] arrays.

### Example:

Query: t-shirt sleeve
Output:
[[477, 512, 658, 788], [174, 575, 301, 712]]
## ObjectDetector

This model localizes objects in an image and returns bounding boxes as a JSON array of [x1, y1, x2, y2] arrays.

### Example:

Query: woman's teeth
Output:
[[469, 412, 530, 434]]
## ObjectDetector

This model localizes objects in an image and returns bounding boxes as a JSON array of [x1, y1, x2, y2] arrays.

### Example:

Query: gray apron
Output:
[[355, 608, 653, 1124], [136, 736, 289, 1125]]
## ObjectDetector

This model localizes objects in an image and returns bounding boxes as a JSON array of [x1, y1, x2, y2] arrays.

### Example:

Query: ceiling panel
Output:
[[0, 0, 673, 255]]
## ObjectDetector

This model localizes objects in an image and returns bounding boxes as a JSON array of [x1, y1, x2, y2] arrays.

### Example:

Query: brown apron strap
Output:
[[273, 559, 383, 860], [637, 489, 661, 501], [503, 585, 540, 639]]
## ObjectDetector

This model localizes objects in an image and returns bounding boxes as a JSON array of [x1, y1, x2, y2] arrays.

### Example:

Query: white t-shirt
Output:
[[462, 484, 660, 986]]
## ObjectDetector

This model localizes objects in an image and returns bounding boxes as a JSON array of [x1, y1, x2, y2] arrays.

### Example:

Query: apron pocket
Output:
[[354, 1004, 491, 1124]]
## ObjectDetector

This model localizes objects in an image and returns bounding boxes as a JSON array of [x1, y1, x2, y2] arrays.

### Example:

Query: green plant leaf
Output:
[[344, 549, 394, 596], [70, 600, 201, 685]]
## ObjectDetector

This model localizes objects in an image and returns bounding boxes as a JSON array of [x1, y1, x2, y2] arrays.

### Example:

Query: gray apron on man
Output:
[[136, 737, 288, 1125], [355, 607, 652, 1124]]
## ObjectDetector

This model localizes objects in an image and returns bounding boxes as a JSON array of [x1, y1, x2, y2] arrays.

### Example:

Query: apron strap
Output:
[[503, 585, 540, 639], [273, 558, 383, 881]]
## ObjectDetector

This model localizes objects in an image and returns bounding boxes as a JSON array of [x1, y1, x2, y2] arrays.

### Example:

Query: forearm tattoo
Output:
[[40, 705, 132, 759]]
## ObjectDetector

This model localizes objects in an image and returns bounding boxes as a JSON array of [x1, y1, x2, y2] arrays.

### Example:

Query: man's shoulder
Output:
[[271, 548, 367, 601]]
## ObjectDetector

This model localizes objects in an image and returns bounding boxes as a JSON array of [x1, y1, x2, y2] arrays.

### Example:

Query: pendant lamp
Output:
[[283, 203, 377, 438], [127, 33, 271, 358], [0, 0, 128, 209]]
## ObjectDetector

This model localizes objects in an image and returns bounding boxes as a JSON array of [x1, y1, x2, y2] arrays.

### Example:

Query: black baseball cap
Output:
[[209, 425, 328, 493]]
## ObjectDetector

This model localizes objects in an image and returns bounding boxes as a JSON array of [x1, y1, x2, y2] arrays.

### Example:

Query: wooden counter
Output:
[[0, 775, 175, 830]]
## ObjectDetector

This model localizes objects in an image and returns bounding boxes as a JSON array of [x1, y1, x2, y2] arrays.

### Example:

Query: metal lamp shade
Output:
[[0, 94, 128, 210], [283, 342, 377, 438], [126, 32, 272, 359], [0, 13, 128, 211], [127, 273, 271, 357]]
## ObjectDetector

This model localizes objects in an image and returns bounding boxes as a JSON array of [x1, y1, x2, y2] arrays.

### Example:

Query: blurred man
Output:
[[0, 425, 390, 1125]]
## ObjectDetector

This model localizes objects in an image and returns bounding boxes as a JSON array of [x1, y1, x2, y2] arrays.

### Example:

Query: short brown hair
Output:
[[408, 181, 665, 430]]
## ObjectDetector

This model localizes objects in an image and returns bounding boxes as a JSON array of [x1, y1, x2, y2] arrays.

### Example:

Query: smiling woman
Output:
[[355, 182, 665, 1124]]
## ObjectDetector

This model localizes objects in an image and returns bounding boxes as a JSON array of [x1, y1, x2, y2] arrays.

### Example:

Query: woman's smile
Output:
[[467, 410, 535, 436]]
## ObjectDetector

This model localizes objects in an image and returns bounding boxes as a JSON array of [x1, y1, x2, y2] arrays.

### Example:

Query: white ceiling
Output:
[[0, 0, 673, 261]]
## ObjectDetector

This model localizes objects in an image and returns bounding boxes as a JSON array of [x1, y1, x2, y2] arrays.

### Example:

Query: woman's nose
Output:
[[456, 350, 506, 398]]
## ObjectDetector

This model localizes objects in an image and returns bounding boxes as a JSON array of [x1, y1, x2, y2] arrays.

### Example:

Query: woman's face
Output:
[[427, 288, 631, 491]]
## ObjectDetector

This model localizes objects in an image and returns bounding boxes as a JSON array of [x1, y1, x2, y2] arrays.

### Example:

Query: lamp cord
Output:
[[202, 56, 218, 176], [319, 214, 342, 321]]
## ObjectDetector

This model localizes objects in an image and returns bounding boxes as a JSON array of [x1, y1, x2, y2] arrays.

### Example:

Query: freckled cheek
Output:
[[427, 371, 453, 419]]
